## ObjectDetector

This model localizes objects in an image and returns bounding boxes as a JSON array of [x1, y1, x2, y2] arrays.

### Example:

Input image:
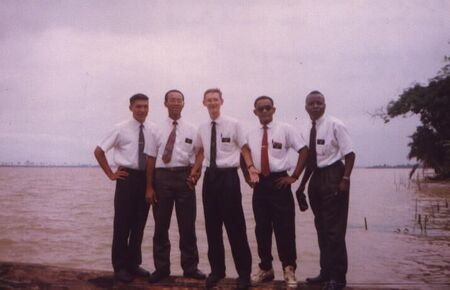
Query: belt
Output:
[[206, 167, 238, 172], [119, 166, 146, 174], [156, 166, 191, 172], [259, 171, 288, 179], [315, 160, 344, 172]]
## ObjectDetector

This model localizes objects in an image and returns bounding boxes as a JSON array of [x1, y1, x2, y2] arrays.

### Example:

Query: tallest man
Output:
[[296, 91, 355, 290], [193, 88, 259, 290]]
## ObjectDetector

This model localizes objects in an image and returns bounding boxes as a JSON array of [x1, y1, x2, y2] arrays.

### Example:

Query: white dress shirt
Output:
[[144, 117, 197, 168], [99, 118, 156, 170], [247, 121, 306, 173], [303, 114, 354, 168], [196, 115, 246, 168]]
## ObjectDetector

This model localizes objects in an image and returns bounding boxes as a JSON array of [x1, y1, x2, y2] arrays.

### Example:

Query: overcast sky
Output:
[[1, 0, 449, 166]]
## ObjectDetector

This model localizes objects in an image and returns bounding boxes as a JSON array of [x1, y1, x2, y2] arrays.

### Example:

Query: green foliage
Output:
[[385, 56, 450, 179]]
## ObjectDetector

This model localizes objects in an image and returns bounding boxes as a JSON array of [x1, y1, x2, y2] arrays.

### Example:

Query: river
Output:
[[0, 167, 449, 289]]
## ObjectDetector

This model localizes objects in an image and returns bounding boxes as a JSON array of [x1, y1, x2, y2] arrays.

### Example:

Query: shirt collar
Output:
[[166, 117, 181, 125], [210, 115, 223, 125], [314, 114, 326, 126], [131, 117, 144, 127], [260, 120, 274, 129]]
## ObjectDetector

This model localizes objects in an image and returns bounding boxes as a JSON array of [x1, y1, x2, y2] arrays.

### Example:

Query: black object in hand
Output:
[[296, 191, 309, 212]]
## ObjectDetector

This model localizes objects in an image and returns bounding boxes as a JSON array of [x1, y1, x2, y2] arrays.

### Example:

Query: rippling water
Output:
[[0, 167, 449, 288]]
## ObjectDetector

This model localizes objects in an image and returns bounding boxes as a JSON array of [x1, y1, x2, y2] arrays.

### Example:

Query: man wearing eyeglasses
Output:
[[242, 96, 308, 288]]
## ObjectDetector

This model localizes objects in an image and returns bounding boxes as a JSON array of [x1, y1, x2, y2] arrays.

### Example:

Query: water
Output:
[[0, 167, 449, 288]]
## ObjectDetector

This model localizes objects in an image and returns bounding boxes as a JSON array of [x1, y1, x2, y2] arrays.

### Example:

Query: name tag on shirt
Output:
[[272, 141, 283, 149], [317, 139, 325, 145], [185, 138, 193, 144], [221, 137, 231, 143]]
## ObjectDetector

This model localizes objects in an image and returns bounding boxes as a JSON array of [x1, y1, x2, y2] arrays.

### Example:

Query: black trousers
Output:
[[152, 167, 199, 274], [253, 171, 296, 271], [202, 167, 252, 279], [308, 161, 348, 282], [112, 168, 150, 272]]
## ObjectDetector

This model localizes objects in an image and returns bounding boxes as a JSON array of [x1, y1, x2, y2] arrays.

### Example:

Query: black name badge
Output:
[[221, 137, 231, 143], [272, 142, 283, 149], [185, 138, 193, 144], [317, 139, 325, 145]]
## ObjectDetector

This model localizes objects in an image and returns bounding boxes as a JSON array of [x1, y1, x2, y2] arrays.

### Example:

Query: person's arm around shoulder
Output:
[[94, 146, 129, 181]]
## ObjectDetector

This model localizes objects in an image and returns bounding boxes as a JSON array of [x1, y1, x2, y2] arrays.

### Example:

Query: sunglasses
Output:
[[256, 105, 273, 112]]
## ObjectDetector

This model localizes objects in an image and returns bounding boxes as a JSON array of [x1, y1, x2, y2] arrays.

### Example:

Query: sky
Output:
[[0, 0, 449, 166]]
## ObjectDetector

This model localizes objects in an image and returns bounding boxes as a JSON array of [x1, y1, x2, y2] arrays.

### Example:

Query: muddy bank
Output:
[[0, 261, 420, 289]]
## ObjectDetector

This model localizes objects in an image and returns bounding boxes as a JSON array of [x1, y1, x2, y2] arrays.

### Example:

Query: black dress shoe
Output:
[[306, 273, 329, 284], [184, 269, 206, 280], [114, 269, 134, 283], [322, 280, 346, 290], [205, 273, 225, 288], [148, 270, 170, 283], [129, 266, 150, 277], [237, 276, 251, 290]]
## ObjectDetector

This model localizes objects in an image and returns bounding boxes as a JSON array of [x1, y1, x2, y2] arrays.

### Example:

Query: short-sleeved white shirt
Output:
[[144, 117, 197, 168], [246, 121, 306, 172], [302, 114, 354, 168], [98, 118, 156, 170], [196, 115, 246, 168]]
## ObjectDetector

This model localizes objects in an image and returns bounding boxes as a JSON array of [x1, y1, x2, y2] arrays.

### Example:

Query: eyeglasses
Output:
[[256, 105, 273, 112]]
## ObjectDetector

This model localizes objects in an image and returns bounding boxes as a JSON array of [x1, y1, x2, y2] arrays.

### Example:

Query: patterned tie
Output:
[[261, 125, 270, 176], [138, 124, 146, 170], [210, 121, 217, 168], [307, 120, 317, 170], [162, 120, 178, 164]]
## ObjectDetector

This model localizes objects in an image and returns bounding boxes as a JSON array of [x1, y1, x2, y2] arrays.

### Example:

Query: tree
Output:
[[383, 56, 450, 179]]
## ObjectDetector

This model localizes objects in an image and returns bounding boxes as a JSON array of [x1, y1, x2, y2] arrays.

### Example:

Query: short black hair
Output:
[[307, 90, 324, 97], [254, 95, 274, 108], [129, 93, 149, 105], [203, 88, 222, 100], [164, 89, 185, 102]]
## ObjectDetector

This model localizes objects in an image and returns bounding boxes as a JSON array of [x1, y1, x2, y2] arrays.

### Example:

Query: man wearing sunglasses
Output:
[[243, 96, 308, 288]]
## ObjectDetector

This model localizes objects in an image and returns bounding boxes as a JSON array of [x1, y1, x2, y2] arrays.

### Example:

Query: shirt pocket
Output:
[[220, 135, 235, 152], [271, 139, 284, 158], [179, 135, 195, 153], [315, 138, 328, 157]]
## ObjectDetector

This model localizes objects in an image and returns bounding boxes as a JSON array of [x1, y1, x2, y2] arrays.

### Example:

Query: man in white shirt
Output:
[[243, 96, 308, 288], [94, 93, 152, 283], [144, 89, 205, 283], [191, 88, 259, 290], [296, 91, 355, 290]]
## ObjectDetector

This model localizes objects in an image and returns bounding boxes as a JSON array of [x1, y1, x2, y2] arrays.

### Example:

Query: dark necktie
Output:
[[307, 120, 317, 170], [162, 120, 178, 163], [138, 124, 146, 170], [210, 121, 217, 168], [261, 125, 270, 176]]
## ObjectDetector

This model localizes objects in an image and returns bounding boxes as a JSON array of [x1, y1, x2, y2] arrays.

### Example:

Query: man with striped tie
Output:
[[145, 89, 205, 283], [94, 93, 152, 283]]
